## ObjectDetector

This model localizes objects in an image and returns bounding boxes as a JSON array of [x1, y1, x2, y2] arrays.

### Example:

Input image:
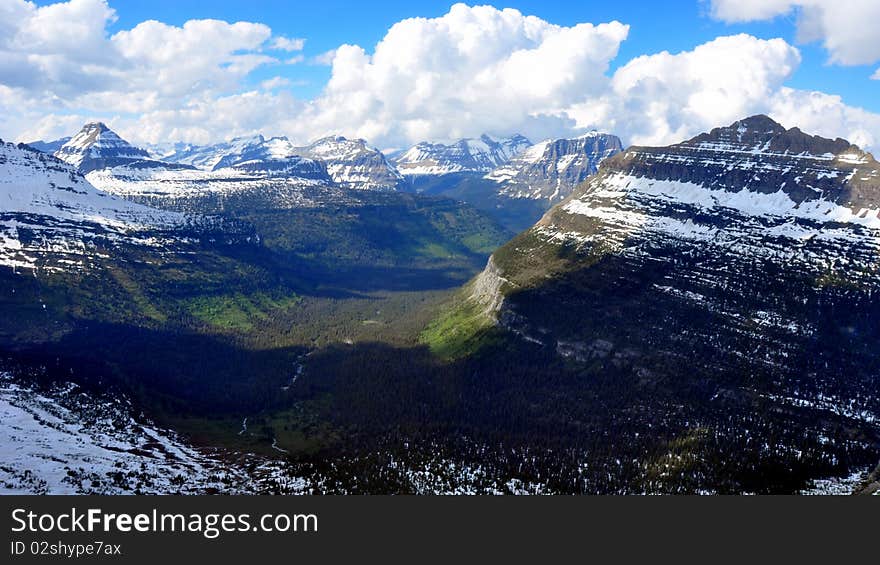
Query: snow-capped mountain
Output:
[[143, 141, 197, 161], [425, 116, 880, 493], [162, 135, 288, 171], [53, 122, 156, 174], [394, 134, 532, 176], [297, 135, 405, 191], [473, 115, 880, 334], [457, 114, 880, 392], [0, 140, 197, 271], [160, 134, 403, 191], [41, 126, 337, 213], [485, 131, 623, 203], [85, 161, 345, 214], [26, 137, 71, 154]]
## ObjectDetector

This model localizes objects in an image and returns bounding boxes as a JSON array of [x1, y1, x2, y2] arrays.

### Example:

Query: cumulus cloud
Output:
[[593, 34, 801, 146], [263, 4, 880, 151], [1, 0, 289, 142], [284, 3, 628, 146], [709, 0, 880, 67], [127, 90, 305, 145], [3, 1, 880, 154]]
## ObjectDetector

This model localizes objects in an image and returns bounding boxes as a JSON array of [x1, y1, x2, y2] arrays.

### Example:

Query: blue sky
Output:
[[7, 1, 880, 150], [78, 0, 877, 111]]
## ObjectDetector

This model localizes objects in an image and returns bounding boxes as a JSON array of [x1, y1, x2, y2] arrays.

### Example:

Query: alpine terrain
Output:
[[3, 115, 879, 495], [423, 115, 880, 493], [397, 132, 623, 231]]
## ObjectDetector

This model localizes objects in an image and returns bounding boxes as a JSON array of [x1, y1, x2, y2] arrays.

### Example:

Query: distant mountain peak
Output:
[[485, 132, 623, 203], [394, 134, 533, 176], [54, 122, 150, 173], [685, 115, 866, 161], [299, 135, 403, 190]]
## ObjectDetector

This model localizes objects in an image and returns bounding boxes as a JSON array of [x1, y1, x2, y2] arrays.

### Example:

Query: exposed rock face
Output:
[[159, 134, 403, 191], [485, 131, 623, 203], [54, 123, 153, 174], [394, 134, 532, 176], [608, 114, 878, 207], [469, 256, 511, 314], [297, 136, 405, 191], [475, 115, 880, 379], [0, 140, 217, 271], [439, 116, 880, 493]]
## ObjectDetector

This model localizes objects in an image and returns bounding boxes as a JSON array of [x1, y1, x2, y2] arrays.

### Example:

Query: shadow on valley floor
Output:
[[3, 317, 879, 493]]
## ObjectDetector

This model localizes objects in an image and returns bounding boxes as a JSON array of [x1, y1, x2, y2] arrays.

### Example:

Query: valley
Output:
[[2, 116, 879, 494]]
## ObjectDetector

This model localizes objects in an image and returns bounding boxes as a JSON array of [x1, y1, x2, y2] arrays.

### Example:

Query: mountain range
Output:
[[392, 134, 533, 176], [422, 115, 880, 492], [3, 115, 879, 495], [29, 123, 623, 230]]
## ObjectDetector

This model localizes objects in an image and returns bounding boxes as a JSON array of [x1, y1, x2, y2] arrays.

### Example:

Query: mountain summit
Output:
[[485, 131, 623, 203], [394, 134, 532, 176], [54, 122, 151, 174], [433, 114, 880, 370]]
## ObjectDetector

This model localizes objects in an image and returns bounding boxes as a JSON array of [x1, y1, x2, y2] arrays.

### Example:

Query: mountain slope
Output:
[[394, 134, 532, 176], [53, 122, 162, 174], [486, 131, 623, 203], [161, 134, 405, 191], [468, 115, 880, 318], [0, 140, 209, 271], [403, 132, 622, 232], [422, 115, 880, 492], [298, 136, 405, 191], [26, 137, 71, 154]]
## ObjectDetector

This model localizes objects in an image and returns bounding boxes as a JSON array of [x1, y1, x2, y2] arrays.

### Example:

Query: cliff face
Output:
[[486, 132, 623, 203], [463, 116, 880, 378]]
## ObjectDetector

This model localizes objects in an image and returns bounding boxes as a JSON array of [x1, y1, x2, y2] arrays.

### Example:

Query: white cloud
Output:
[[590, 34, 801, 146], [271, 36, 305, 51], [768, 87, 880, 150], [311, 49, 337, 66], [260, 76, 292, 90], [126, 90, 305, 146], [1, 0, 288, 142], [3, 1, 880, 154], [111, 19, 275, 100], [707, 0, 796, 21], [709, 0, 880, 67], [286, 3, 628, 146]]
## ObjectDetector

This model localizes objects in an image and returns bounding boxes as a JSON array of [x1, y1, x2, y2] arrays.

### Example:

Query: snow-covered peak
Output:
[[485, 132, 623, 202], [683, 114, 869, 161], [393, 134, 533, 176], [163, 135, 272, 171], [296, 136, 404, 191], [155, 133, 401, 190], [0, 140, 186, 270], [211, 136, 298, 170], [54, 122, 150, 173], [610, 116, 880, 210], [303, 136, 376, 159]]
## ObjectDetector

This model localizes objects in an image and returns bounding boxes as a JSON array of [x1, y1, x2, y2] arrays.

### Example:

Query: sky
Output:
[[1, 0, 879, 152]]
